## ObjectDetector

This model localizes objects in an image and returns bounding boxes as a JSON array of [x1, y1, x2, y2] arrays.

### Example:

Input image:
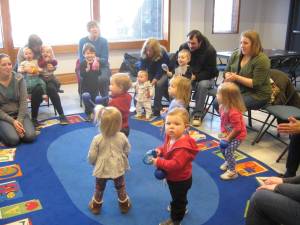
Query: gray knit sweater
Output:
[[0, 71, 28, 124], [87, 132, 131, 179]]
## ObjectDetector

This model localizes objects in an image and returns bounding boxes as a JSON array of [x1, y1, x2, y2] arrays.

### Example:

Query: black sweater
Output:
[[176, 37, 218, 82]]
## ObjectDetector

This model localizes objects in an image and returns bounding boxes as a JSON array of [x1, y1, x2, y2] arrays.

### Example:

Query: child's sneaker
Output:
[[167, 205, 188, 214], [219, 162, 228, 171], [88, 197, 103, 215], [159, 218, 181, 225], [220, 170, 238, 180], [118, 196, 131, 214]]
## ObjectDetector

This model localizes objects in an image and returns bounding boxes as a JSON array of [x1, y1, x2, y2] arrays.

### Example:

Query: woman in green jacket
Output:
[[215, 30, 271, 110]]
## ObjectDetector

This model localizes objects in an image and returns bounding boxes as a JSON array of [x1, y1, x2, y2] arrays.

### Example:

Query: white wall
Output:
[[55, 0, 290, 75]]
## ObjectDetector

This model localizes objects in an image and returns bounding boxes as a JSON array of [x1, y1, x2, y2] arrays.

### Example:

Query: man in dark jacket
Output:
[[176, 30, 218, 126]]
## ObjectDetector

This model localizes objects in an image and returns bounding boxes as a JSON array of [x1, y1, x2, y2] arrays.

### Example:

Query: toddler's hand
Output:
[[155, 148, 161, 156], [191, 74, 196, 81], [152, 158, 157, 166]]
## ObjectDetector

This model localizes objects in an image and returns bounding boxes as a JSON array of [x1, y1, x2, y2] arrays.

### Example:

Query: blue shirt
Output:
[[78, 36, 109, 68], [138, 48, 170, 81]]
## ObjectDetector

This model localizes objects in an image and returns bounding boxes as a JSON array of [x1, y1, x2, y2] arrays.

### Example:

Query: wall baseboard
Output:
[[56, 68, 119, 85]]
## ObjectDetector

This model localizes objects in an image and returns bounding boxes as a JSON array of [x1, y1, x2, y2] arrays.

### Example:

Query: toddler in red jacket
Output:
[[152, 108, 199, 225]]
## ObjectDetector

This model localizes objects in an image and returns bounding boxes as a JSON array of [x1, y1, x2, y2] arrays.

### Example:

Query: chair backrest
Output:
[[270, 69, 300, 107], [75, 59, 81, 83]]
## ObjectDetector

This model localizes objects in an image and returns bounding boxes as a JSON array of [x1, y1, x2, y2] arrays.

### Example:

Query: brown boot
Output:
[[88, 197, 103, 215], [118, 196, 131, 214]]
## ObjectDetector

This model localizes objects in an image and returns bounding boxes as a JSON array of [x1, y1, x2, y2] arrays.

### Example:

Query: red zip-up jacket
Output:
[[109, 92, 131, 129], [156, 134, 199, 182]]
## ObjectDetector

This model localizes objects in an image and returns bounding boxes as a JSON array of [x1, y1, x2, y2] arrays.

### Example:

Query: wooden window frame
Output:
[[212, 0, 240, 34], [0, 0, 170, 62]]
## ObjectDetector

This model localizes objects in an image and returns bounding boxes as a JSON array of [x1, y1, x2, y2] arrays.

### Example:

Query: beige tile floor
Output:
[[37, 83, 299, 176]]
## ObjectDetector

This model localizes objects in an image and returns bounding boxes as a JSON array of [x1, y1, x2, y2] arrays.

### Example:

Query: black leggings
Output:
[[31, 81, 64, 119]]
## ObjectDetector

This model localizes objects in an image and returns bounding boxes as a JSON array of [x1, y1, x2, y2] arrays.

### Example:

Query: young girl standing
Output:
[[152, 108, 198, 225], [160, 76, 191, 119], [217, 82, 247, 180], [87, 106, 131, 215]]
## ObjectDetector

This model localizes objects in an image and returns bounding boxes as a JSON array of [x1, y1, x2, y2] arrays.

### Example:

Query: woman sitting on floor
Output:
[[0, 53, 36, 146]]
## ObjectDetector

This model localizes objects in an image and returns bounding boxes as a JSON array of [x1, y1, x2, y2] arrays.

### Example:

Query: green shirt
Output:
[[225, 50, 271, 101], [0, 77, 16, 100]]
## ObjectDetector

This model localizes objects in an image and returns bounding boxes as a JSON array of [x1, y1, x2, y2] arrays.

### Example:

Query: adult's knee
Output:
[[5, 135, 20, 147], [250, 190, 271, 209], [23, 131, 37, 143]]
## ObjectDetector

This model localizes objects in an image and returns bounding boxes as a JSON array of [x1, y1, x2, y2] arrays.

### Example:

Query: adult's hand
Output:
[[277, 116, 300, 134], [257, 184, 277, 191], [264, 176, 283, 185], [13, 120, 25, 138], [224, 72, 237, 82], [151, 78, 158, 86]]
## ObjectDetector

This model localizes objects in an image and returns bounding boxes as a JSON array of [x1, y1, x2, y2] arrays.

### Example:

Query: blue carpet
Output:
[[0, 115, 277, 225]]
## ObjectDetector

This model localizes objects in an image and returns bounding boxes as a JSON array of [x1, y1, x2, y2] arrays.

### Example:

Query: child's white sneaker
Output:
[[220, 170, 238, 180], [219, 162, 228, 171]]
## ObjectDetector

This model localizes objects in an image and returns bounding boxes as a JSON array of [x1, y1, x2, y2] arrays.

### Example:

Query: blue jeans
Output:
[[194, 79, 215, 117], [0, 114, 36, 146], [246, 189, 300, 225]]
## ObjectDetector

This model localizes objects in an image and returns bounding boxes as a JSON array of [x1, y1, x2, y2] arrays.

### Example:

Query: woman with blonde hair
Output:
[[214, 30, 271, 112], [138, 38, 170, 116]]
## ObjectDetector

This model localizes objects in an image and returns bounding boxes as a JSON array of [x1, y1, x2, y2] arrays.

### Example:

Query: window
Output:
[[0, 13, 3, 48], [213, 0, 240, 34], [9, 0, 90, 47], [100, 0, 163, 41], [0, 0, 169, 55]]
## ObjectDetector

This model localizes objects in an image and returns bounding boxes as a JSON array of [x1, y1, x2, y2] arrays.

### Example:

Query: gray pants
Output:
[[0, 114, 36, 146], [246, 189, 300, 225], [99, 67, 111, 97], [194, 79, 215, 117]]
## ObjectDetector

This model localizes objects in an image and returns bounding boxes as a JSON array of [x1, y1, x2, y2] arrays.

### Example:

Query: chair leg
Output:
[[201, 96, 216, 121], [251, 114, 272, 145], [256, 117, 276, 144], [247, 110, 252, 128], [276, 145, 289, 163]]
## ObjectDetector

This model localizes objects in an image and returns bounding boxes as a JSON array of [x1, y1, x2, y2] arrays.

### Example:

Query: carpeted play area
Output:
[[0, 114, 277, 225]]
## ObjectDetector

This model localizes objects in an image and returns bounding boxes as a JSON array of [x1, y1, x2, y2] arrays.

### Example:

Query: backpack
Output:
[[119, 53, 140, 77]]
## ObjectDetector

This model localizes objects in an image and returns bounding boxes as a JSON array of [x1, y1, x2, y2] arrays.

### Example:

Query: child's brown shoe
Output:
[[88, 197, 103, 215], [118, 196, 131, 214]]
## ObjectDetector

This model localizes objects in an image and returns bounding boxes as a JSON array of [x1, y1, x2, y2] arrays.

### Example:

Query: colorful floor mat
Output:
[[0, 114, 277, 225]]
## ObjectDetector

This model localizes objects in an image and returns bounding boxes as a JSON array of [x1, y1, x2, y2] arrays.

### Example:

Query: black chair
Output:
[[252, 69, 300, 145]]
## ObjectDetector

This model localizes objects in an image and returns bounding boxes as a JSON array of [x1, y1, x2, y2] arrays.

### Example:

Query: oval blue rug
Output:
[[0, 115, 277, 225]]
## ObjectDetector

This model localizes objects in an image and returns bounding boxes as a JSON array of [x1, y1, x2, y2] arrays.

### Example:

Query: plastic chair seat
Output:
[[265, 105, 300, 120]]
